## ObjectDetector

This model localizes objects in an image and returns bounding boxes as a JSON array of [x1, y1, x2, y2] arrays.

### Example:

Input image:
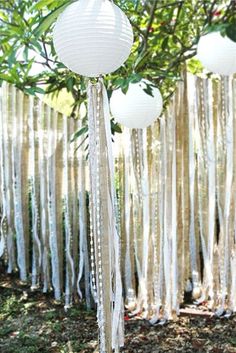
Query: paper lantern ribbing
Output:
[[53, 0, 133, 77], [197, 32, 236, 76], [110, 80, 163, 129]]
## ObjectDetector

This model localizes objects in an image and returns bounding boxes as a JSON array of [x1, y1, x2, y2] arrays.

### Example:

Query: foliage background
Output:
[[0, 0, 235, 120]]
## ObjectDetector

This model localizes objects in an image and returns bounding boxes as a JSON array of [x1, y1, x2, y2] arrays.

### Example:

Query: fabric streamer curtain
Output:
[[1, 73, 236, 330], [118, 73, 236, 320], [0, 83, 82, 305]]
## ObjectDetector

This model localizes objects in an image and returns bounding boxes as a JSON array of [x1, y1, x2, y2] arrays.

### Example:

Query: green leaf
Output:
[[111, 120, 122, 134], [143, 83, 154, 97], [7, 49, 17, 67], [128, 73, 142, 83], [70, 126, 88, 143], [226, 23, 236, 42], [161, 37, 169, 50], [34, 86, 45, 94], [205, 23, 228, 35], [114, 77, 126, 87], [31, 0, 56, 11], [29, 40, 42, 52], [121, 83, 129, 94], [34, 3, 69, 37], [66, 77, 74, 92], [134, 50, 150, 71], [23, 47, 29, 61], [0, 73, 14, 83], [25, 87, 37, 95]]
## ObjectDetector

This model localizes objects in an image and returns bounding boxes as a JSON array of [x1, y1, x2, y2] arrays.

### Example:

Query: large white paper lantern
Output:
[[197, 31, 236, 76], [53, 0, 133, 77], [110, 80, 163, 129]]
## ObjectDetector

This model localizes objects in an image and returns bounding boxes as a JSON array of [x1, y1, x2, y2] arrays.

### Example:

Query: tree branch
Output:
[[143, 0, 158, 47]]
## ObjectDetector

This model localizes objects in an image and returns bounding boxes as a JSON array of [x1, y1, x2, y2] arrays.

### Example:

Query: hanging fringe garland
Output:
[[46, 108, 61, 300], [187, 75, 200, 297], [1, 73, 236, 326], [29, 95, 42, 289], [12, 86, 28, 281], [38, 101, 51, 293], [0, 84, 16, 269], [77, 117, 91, 309], [118, 73, 236, 319], [0, 83, 83, 305], [123, 128, 135, 307], [63, 116, 76, 308], [87, 78, 124, 352], [217, 77, 234, 316]]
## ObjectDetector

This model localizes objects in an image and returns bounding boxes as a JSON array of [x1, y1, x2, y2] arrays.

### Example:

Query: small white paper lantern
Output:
[[53, 0, 133, 77], [110, 80, 163, 129], [197, 31, 236, 76]]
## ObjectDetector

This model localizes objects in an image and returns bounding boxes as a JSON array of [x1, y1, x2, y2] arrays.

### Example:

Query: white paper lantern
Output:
[[110, 80, 163, 129], [53, 0, 133, 77], [197, 31, 236, 76]]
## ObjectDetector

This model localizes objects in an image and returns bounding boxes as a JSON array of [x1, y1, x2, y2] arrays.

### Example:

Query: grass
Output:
[[0, 273, 98, 353], [1, 271, 236, 353]]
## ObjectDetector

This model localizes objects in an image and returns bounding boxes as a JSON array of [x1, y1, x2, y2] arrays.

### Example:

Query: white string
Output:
[[47, 109, 61, 300], [29, 96, 42, 289], [12, 85, 27, 281], [101, 79, 124, 350]]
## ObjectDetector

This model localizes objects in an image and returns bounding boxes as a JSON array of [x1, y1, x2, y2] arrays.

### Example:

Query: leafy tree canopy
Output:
[[0, 0, 235, 119]]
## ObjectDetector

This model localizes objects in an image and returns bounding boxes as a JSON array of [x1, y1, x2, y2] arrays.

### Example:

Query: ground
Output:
[[0, 272, 236, 353]]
